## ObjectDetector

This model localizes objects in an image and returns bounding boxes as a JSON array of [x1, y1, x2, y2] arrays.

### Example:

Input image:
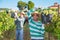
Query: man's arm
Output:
[[41, 24, 45, 34], [27, 10, 32, 21]]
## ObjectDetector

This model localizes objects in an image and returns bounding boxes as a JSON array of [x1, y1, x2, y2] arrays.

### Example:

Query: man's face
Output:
[[33, 14, 39, 21], [20, 13, 24, 18]]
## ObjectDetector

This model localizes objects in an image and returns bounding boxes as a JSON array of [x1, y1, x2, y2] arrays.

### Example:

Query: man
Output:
[[41, 12, 47, 24], [15, 11, 25, 40], [27, 10, 45, 40]]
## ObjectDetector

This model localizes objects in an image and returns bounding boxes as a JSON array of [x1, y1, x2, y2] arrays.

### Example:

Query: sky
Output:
[[0, 0, 60, 10]]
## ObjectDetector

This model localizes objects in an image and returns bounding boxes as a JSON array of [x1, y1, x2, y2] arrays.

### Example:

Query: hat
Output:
[[31, 11, 39, 17]]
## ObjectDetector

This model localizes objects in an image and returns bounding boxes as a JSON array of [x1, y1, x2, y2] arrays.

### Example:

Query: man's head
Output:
[[31, 11, 39, 21], [20, 11, 25, 18]]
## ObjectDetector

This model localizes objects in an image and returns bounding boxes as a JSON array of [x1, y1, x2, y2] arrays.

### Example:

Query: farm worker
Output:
[[15, 11, 25, 40], [27, 10, 45, 40]]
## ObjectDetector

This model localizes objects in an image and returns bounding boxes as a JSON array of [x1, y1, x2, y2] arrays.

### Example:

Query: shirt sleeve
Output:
[[41, 24, 45, 34], [17, 18, 25, 22], [27, 10, 32, 21], [42, 24, 45, 29]]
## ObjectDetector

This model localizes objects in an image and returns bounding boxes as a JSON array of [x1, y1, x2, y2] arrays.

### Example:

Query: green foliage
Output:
[[0, 11, 15, 39], [36, 8, 41, 12], [45, 10, 60, 40]]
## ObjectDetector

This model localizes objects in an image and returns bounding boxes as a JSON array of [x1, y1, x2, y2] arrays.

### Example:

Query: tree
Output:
[[28, 1, 34, 10], [17, 1, 27, 10]]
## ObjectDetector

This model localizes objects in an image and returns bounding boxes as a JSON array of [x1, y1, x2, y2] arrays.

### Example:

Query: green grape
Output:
[[0, 22, 2, 27]]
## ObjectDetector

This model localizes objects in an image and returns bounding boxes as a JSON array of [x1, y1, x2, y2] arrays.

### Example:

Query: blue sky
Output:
[[0, 0, 60, 10]]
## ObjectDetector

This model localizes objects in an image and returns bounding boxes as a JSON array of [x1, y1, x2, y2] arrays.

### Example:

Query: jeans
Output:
[[16, 29, 23, 40], [31, 39, 44, 40]]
